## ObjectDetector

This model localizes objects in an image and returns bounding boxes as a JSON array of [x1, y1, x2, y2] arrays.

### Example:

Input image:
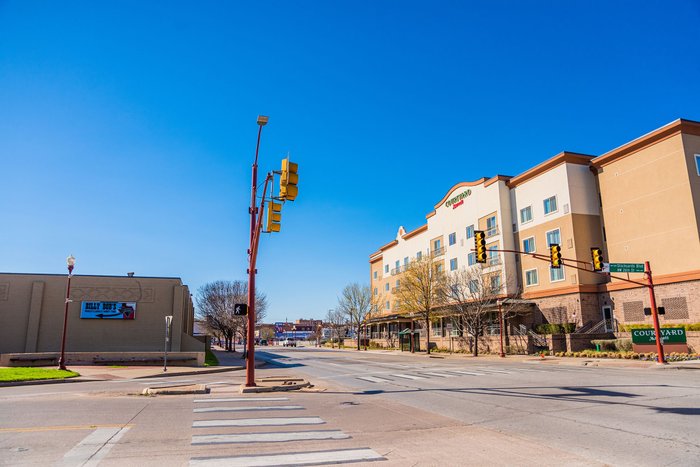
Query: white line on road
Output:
[[137, 379, 196, 385], [391, 373, 426, 380], [193, 417, 324, 428], [446, 370, 486, 376], [191, 430, 350, 444], [189, 447, 384, 466], [193, 397, 289, 403], [356, 376, 391, 383], [472, 368, 511, 374], [61, 426, 130, 467], [417, 371, 457, 378], [193, 405, 304, 413]]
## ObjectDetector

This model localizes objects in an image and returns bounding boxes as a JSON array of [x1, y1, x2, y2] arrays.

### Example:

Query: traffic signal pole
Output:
[[645, 261, 666, 364]]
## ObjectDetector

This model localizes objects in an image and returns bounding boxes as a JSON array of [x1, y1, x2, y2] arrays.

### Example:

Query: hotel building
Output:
[[368, 118, 700, 351]]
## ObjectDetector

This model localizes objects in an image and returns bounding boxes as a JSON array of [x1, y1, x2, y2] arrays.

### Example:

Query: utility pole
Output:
[[645, 261, 666, 364]]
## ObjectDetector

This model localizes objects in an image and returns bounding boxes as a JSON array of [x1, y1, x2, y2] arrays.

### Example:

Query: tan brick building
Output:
[[367, 118, 700, 350]]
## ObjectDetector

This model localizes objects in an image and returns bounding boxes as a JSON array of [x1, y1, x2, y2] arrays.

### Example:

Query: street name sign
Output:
[[631, 328, 687, 344], [609, 263, 645, 273]]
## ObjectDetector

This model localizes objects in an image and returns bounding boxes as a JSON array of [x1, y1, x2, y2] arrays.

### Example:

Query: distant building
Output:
[[273, 318, 323, 340]]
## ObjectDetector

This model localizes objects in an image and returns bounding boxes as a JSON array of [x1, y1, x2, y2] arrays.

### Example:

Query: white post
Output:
[[164, 315, 173, 372]]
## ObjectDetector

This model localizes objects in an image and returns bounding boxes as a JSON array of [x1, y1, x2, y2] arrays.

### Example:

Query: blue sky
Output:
[[2, 1, 699, 323]]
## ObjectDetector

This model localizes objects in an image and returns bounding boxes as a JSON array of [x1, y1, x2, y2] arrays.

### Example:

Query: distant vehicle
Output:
[[282, 338, 296, 347], [259, 339, 268, 346]]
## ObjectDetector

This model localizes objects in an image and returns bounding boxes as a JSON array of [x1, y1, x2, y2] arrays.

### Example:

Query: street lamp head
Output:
[[257, 115, 269, 126], [66, 255, 76, 272]]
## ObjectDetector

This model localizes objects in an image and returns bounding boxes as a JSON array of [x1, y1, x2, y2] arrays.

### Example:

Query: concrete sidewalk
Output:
[[0, 348, 251, 386]]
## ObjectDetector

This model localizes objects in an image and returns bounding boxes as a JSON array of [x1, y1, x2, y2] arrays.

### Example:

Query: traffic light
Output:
[[591, 247, 604, 271], [280, 158, 299, 201], [550, 244, 562, 268], [266, 201, 282, 233], [474, 230, 487, 263]]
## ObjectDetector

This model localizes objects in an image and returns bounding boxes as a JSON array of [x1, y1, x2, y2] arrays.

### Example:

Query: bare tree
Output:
[[325, 308, 346, 348], [441, 266, 517, 356], [195, 280, 267, 352], [394, 255, 445, 354], [336, 283, 375, 351]]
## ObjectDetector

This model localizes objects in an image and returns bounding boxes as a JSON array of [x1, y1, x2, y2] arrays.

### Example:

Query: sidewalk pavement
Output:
[[0, 348, 250, 387]]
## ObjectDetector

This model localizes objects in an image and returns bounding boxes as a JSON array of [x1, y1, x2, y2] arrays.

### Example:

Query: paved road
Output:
[[0, 347, 698, 466]]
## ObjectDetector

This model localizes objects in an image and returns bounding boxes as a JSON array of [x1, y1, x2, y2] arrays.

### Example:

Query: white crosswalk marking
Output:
[[391, 373, 426, 380], [193, 405, 303, 413], [357, 376, 391, 383], [418, 371, 456, 378], [193, 417, 324, 428], [447, 370, 486, 376], [473, 368, 511, 374], [189, 448, 384, 466], [61, 426, 130, 467], [192, 430, 350, 444], [193, 397, 289, 403]]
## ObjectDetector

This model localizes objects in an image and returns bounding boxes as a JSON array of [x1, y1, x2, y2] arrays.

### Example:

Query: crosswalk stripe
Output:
[[191, 430, 350, 445], [356, 376, 391, 383], [138, 379, 195, 385], [193, 417, 324, 428], [193, 405, 304, 413], [417, 371, 456, 378], [391, 373, 426, 380], [61, 427, 130, 467], [447, 370, 486, 376], [472, 368, 511, 374], [193, 397, 289, 403], [190, 447, 384, 466]]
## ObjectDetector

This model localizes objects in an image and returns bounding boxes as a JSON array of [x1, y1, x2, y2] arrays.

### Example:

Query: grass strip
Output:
[[204, 349, 219, 367], [0, 368, 80, 382]]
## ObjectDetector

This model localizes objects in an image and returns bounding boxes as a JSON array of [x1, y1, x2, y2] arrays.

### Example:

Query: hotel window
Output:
[[385, 283, 390, 292], [490, 274, 502, 293], [448, 232, 456, 246], [466, 225, 474, 239], [486, 215, 498, 236], [385, 265, 389, 273], [395, 260, 400, 270], [404, 256, 409, 266], [436, 263, 444, 273], [488, 246, 499, 265], [523, 237, 535, 253], [546, 228, 561, 247], [469, 280, 478, 294], [434, 239, 442, 250], [468, 252, 476, 266], [374, 287, 378, 296], [696, 154, 700, 175], [395, 279, 400, 289], [385, 301, 390, 310], [525, 269, 538, 286], [550, 266, 564, 282], [520, 206, 532, 224], [373, 271, 377, 279], [450, 258, 458, 271], [416, 251, 422, 260], [543, 196, 558, 215]]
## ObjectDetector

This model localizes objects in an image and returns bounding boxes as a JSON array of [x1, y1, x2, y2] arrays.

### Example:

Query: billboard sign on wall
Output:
[[80, 301, 136, 319]]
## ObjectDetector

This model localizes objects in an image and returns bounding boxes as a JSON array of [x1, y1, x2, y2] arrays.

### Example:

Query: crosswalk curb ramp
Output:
[[239, 377, 312, 393], [142, 384, 209, 395]]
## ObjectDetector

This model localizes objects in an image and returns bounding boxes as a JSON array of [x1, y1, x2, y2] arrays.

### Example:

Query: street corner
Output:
[[239, 376, 312, 393]]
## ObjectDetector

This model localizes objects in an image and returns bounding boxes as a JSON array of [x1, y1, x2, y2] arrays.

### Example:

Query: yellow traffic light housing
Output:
[[266, 201, 282, 233], [550, 244, 562, 268], [474, 230, 487, 263], [280, 159, 299, 201], [591, 247, 604, 271]]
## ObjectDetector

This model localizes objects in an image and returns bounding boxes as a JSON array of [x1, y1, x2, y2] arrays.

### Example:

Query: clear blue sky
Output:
[[2, 1, 699, 323]]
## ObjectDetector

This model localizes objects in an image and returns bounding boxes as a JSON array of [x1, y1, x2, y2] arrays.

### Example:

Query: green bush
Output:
[[535, 323, 577, 335], [618, 323, 700, 332]]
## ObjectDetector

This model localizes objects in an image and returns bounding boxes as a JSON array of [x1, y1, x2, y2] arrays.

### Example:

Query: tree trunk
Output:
[[472, 332, 479, 357], [426, 316, 431, 355], [357, 324, 361, 351]]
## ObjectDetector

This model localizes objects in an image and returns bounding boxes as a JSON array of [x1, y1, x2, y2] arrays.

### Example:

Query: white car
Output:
[[282, 338, 297, 347]]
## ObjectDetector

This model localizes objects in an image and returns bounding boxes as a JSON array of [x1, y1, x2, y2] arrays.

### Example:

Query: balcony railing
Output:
[[487, 256, 502, 267], [431, 247, 445, 258], [485, 226, 499, 238]]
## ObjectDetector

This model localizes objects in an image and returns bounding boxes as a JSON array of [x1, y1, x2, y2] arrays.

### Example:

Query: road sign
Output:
[[608, 263, 645, 273], [234, 303, 248, 316]]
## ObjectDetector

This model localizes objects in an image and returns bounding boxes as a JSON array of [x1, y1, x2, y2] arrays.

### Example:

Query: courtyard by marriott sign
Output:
[[631, 328, 686, 344], [445, 189, 472, 209]]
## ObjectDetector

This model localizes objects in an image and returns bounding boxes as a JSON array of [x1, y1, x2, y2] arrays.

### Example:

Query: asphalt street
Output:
[[0, 347, 698, 466]]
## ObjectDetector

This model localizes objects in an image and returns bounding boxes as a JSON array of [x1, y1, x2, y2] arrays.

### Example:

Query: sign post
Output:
[[164, 315, 173, 372], [645, 261, 666, 364]]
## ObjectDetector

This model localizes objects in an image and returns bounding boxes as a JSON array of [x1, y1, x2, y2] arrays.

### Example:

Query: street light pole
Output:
[[246, 115, 268, 387], [58, 255, 75, 371]]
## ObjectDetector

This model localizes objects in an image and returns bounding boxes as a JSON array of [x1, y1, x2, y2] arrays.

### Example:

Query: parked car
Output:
[[282, 338, 296, 347], [259, 339, 268, 346]]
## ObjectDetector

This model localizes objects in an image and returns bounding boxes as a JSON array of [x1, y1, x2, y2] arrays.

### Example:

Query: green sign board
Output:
[[631, 328, 687, 344], [609, 263, 645, 273]]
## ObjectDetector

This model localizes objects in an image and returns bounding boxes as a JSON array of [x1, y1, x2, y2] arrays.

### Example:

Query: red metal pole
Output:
[[498, 301, 505, 358], [245, 123, 264, 387], [645, 261, 666, 364], [58, 264, 74, 371]]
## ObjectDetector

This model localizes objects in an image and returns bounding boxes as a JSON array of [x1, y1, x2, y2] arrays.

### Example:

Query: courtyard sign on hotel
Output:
[[445, 190, 472, 209]]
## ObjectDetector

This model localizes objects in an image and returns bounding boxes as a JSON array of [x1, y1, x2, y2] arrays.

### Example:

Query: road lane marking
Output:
[[446, 370, 486, 376], [193, 397, 289, 403], [191, 430, 350, 444], [472, 368, 511, 374], [356, 376, 391, 383], [417, 371, 456, 378], [137, 379, 195, 385], [193, 405, 304, 413], [0, 424, 132, 433], [61, 426, 130, 467], [391, 374, 426, 380], [189, 447, 384, 466], [193, 417, 324, 427]]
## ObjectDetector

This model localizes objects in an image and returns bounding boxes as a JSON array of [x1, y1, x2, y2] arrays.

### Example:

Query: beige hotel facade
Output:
[[368, 118, 700, 349]]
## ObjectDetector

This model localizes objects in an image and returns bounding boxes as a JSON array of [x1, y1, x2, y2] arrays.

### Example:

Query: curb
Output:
[[0, 377, 84, 388]]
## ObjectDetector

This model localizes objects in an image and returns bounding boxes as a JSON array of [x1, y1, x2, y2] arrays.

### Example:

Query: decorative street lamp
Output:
[[58, 255, 75, 370]]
